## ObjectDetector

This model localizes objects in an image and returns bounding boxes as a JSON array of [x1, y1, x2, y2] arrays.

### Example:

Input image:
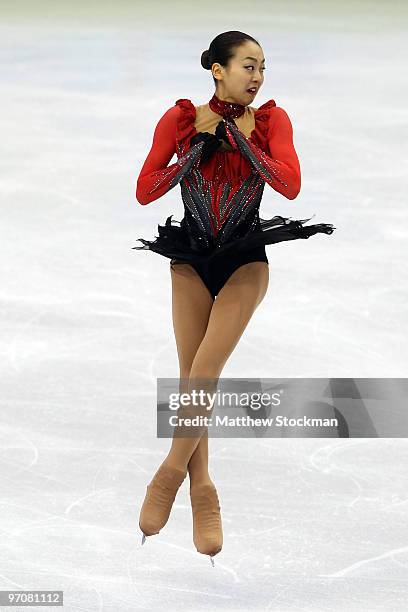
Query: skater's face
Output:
[[211, 41, 265, 106]]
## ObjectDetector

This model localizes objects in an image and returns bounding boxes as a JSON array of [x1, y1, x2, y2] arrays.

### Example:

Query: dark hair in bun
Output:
[[201, 49, 211, 70], [201, 31, 260, 85]]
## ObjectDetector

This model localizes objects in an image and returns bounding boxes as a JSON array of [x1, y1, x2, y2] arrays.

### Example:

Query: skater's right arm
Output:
[[136, 106, 202, 205]]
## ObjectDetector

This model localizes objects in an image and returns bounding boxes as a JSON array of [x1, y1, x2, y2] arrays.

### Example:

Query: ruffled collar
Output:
[[208, 93, 246, 119], [174, 97, 276, 154]]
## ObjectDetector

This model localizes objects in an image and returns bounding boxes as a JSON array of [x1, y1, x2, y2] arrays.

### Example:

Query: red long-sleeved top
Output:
[[136, 100, 301, 206]]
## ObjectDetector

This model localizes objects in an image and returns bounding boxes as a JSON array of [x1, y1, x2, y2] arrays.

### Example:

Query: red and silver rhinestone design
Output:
[[208, 93, 246, 119]]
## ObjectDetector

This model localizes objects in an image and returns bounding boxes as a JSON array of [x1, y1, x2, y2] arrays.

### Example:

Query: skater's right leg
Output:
[[167, 259, 269, 470], [168, 262, 214, 484]]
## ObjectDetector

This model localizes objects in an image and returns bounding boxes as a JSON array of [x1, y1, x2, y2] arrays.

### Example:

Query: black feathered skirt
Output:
[[132, 212, 336, 265]]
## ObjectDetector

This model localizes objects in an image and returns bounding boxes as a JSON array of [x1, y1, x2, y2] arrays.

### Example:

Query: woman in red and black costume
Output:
[[135, 31, 335, 565]]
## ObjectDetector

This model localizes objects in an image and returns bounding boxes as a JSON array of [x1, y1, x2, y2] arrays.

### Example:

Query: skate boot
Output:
[[190, 482, 223, 566], [139, 463, 187, 544]]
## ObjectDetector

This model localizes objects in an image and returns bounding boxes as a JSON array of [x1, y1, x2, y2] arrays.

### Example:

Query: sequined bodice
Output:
[[178, 162, 266, 252], [175, 100, 273, 252]]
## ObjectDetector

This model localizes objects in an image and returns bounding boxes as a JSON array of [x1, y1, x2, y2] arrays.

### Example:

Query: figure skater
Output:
[[133, 30, 335, 565]]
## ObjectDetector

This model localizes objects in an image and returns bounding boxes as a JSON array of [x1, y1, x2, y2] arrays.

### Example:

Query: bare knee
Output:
[[189, 364, 221, 381], [189, 336, 229, 379]]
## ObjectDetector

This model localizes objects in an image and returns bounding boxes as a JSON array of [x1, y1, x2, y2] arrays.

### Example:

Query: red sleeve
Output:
[[223, 107, 301, 200], [136, 106, 202, 205]]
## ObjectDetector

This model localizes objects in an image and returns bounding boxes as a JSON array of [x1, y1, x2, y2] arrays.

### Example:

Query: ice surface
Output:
[[1, 1, 407, 610]]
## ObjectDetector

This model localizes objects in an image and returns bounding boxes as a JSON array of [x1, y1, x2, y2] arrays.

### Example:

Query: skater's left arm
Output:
[[219, 108, 301, 200]]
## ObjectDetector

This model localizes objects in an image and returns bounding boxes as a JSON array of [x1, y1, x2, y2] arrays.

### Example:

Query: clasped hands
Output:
[[190, 118, 236, 163]]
